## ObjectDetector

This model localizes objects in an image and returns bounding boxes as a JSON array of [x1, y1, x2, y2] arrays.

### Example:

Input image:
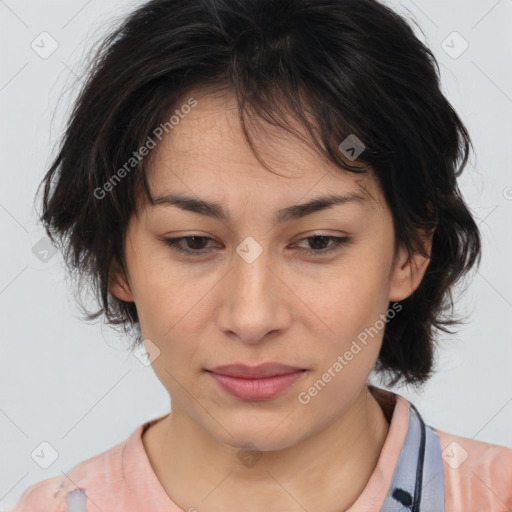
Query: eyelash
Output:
[[162, 234, 351, 257]]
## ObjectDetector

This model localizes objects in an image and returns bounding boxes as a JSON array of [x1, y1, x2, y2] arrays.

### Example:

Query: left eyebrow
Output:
[[151, 191, 368, 223]]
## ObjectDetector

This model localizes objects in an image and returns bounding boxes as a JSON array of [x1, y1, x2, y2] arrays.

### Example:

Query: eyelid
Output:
[[160, 232, 351, 258]]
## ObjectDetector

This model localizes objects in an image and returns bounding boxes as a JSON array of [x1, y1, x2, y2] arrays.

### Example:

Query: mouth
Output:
[[205, 363, 308, 401], [206, 362, 307, 379]]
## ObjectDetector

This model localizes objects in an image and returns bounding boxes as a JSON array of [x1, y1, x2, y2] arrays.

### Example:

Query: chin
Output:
[[212, 419, 305, 453]]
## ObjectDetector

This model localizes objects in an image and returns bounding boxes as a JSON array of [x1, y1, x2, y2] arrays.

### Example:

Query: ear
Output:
[[388, 231, 434, 302], [108, 259, 135, 303]]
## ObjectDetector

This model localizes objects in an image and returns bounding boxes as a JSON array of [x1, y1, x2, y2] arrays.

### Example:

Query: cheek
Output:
[[301, 257, 391, 335], [292, 247, 393, 377], [126, 243, 188, 332], [127, 254, 207, 370]]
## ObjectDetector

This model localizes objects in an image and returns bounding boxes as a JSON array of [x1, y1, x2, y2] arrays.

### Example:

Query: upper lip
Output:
[[208, 363, 306, 379]]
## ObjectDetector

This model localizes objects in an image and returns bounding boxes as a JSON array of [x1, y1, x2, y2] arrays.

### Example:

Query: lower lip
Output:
[[207, 370, 306, 401]]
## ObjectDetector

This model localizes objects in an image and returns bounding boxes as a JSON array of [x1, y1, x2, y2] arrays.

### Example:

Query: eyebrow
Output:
[[151, 191, 368, 223]]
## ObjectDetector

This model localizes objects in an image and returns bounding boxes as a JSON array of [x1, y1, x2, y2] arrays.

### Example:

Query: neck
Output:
[[143, 384, 390, 512]]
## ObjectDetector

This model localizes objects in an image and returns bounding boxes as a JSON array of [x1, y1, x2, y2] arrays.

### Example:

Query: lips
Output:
[[207, 362, 306, 379], [206, 363, 307, 401]]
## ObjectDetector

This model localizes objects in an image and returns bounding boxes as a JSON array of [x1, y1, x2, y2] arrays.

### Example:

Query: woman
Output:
[[13, 0, 512, 510]]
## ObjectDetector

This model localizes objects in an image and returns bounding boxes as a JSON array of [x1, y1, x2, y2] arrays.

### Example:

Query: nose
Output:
[[217, 244, 292, 344]]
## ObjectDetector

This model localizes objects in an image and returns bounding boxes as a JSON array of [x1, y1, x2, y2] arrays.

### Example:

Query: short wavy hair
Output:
[[39, 0, 481, 388]]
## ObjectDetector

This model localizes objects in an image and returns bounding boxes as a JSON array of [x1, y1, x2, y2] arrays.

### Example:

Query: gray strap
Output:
[[380, 402, 445, 511]]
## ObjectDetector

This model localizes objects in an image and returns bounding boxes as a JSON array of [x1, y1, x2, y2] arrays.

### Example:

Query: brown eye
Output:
[[162, 234, 351, 258], [296, 235, 351, 256], [163, 236, 216, 256]]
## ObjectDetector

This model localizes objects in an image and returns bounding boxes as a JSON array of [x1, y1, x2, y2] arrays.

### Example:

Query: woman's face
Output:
[[111, 89, 428, 451]]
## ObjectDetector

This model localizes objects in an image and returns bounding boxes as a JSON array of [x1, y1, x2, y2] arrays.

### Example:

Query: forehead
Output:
[[146, 89, 383, 210]]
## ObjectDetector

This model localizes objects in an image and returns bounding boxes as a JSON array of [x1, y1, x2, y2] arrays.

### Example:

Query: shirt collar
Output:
[[123, 386, 443, 511]]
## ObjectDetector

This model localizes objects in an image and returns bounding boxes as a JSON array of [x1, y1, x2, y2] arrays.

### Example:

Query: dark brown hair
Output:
[[39, 0, 481, 388]]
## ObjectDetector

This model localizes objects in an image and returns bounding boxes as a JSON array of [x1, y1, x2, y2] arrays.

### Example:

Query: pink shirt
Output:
[[11, 387, 512, 511]]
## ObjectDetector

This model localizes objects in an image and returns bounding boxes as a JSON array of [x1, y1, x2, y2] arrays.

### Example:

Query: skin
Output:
[[110, 87, 432, 512]]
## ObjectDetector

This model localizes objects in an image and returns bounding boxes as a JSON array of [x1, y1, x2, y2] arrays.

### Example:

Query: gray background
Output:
[[1, 0, 511, 508]]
